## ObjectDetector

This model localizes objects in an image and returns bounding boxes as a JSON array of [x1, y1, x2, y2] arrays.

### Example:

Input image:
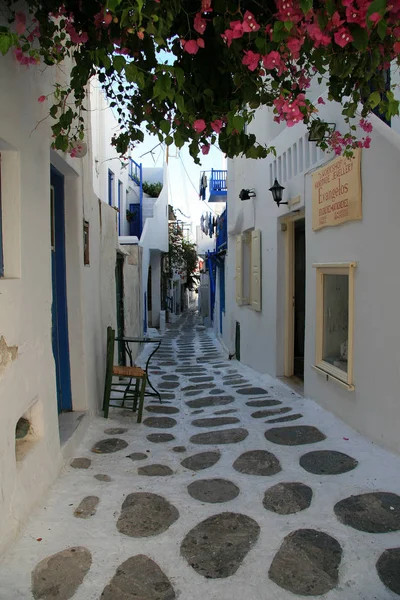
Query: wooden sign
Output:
[[312, 150, 362, 231]]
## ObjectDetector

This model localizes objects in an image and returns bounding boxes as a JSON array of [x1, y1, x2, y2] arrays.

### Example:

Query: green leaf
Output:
[[367, 0, 386, 17], [106, 0, 122, 11], [175, 94, 185, 114], [300, 0, 313, 13], [232, 115, 245, 132], [284, 21, 293, 31], [174, 67, 184, 89], [165, 135, 173, 145], [351, 27, 368, 50], [368, 90, 381, 109], [377, 19, 387, 39], [160, 119, 171, 134], [0, 33, 13, 56], [124, 62, 138, 83], [113, 55, 126, 74]]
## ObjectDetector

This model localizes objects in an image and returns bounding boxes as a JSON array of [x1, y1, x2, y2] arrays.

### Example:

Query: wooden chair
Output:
[[103, 326, 147, 422]]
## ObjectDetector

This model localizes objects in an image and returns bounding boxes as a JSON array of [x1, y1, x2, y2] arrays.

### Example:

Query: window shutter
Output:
[[250, 229, 261, 311], [235, 234, 243, 305]]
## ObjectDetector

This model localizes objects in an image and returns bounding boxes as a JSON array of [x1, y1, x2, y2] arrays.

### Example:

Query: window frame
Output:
[[235, 229, 262, 311], [313, 262, 357, 390]]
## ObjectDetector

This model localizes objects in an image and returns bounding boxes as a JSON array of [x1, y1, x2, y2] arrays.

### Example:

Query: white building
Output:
[[216, 79, 400, 455], [0, 53, 166, 553]]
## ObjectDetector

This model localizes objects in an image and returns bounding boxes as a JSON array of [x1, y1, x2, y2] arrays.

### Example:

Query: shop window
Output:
[[83, 220, 90, 265], [235, 230, 261, 311], [313, 262, 356, 389]]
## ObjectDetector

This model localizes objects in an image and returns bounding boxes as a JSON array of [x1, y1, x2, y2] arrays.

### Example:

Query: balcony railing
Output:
[[128, 158, 143, 238], [216, 208, 227, 252], [209, 169, 227, 202]]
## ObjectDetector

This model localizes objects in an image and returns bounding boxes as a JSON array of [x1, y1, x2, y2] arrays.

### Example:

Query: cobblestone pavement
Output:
[[2, 310, 400, 599]]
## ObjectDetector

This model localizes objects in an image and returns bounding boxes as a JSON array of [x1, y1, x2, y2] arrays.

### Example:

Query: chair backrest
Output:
[[106, 326, 116, 372]]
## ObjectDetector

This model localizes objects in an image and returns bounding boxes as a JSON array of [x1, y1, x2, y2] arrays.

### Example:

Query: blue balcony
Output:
[[128, 158, 143, 238], [216, 208, 227, 253], [209, 169, 227, 202]]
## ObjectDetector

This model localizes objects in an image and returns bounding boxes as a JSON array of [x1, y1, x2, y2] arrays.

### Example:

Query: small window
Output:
[[313, 262, 356, 389], [235, 230, 261, 311], [83, 221, 90, 265], [108, 169, 114, 206]]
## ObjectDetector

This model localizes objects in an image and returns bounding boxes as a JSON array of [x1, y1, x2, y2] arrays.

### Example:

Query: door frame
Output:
[[283, 210, 305, 377], [50, 166, 73, 412]]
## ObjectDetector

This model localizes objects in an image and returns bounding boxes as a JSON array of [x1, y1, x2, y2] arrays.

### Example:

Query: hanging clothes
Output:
[[199, 172, 207, 200], [208, 213, 213, 238]]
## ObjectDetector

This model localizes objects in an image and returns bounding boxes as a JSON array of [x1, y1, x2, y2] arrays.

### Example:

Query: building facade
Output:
[[217, 84, 400, 454], [0, 55, 159, 552]]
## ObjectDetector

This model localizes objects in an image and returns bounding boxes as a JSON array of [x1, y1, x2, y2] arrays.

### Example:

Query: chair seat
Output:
[[112, 365, 146, 378]]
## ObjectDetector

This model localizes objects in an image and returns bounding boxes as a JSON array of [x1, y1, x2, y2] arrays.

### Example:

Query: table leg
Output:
[[144, 340, 162, 403]]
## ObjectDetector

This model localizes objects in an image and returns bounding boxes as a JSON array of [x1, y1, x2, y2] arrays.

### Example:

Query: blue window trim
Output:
[[108, 169, 114, 206], [117, 180, 122, 235], [0, 153, 3, 277]]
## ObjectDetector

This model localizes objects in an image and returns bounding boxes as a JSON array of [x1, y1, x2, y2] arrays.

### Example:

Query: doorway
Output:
[[293, 219, 305, 379], [283, 214, 306, 386], [50, 167, 72, 413], [115, 254, 125, 365]]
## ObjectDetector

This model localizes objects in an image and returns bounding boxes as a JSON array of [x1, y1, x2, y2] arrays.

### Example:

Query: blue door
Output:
[[219, 260, 225, 334], [50, 166, 72, 413]]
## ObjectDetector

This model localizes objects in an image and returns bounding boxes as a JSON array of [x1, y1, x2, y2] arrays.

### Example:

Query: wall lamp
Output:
[[269, 179, 287, 207], [239, 188, 256, 201]]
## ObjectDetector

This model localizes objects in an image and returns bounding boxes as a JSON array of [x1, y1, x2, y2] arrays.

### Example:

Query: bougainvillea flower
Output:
[[193, 119, 207, 133], [242, 50, 261, 71]]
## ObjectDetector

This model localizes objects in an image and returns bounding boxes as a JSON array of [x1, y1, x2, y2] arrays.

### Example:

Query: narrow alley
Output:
[[2, 310, 400, 600]]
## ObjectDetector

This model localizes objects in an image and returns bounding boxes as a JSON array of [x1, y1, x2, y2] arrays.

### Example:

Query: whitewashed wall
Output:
[[0, 52, 138, 553], [224, 96, 400, 453]]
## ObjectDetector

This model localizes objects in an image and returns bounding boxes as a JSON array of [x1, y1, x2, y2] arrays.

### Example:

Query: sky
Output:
[[130, 132, 226, 239]]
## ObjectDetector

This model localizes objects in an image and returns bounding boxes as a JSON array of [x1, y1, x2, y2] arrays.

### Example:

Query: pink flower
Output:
[[194, 13, 207, 34], [262, 51, 281, 70], [306, 22, 331, 47], [363, 136, 371, 148], [15, 12, 26, 35], [334, 27, 353, 48], [211, 119, 223, 133], [242, 11, 260, 33], [369, 12, 382, 24], [317, 97, 325, 104], [242, 50, 260, 71], [197, 37, 205, 48], [345, 5, 367, 27], [65, 23, 89, 44], [287, 37, 303, 57], [359, 118, 373, 133], [38, 95, 46, 103], [182, 39, 200, 54], [104, 12, 113, 25], [193, 119, 206, 133], [201, 144, 210, 155], [394, 41, 400, 53], [330, 11, 345, 28], [201, 0, 212, 12]]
